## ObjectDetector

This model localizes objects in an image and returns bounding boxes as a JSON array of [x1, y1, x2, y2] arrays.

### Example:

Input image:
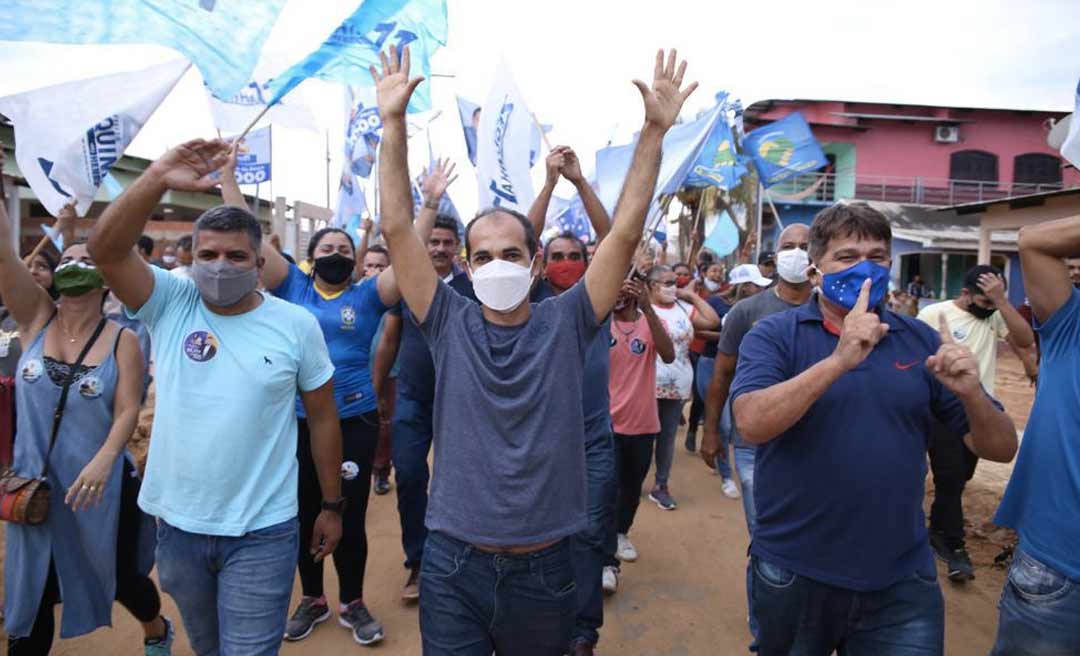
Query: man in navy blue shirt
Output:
[[730, 203, 1017, 655]]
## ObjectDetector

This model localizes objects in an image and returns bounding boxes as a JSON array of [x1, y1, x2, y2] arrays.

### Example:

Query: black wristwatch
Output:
[[321, 497, 347, 513]]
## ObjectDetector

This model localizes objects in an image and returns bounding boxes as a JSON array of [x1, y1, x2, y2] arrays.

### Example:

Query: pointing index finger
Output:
[[852, 278, 872, 314]]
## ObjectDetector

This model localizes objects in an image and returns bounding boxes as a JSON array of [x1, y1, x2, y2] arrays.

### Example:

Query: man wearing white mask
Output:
[[371, 45, 698, 655], [700, 223, 812, 650]]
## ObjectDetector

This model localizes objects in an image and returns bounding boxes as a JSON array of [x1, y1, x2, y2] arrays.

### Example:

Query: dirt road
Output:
[[5, 349, 1033, 655]]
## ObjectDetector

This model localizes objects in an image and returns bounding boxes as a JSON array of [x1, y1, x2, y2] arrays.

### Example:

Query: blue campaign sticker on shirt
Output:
[[183, 331, 219, 362], [21, 359, 43, 384], [77, 375, 103, 399], [340, 305, 357, 329], [630, 337, 647, 355]]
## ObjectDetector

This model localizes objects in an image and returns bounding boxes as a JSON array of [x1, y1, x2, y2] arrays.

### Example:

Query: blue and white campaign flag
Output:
[[0, 0, 284, 98], [1059, 79, 1080, 168], [594, 103, 724, 217], [742, 112, 827, 188], [206, 80, 318, 133], [268, 0, 447, 112], [702, 209, 741, 257], [459, 95, 550, 168], [0, 58, 190, 216], [685, 102, 749, 190], [227, 126, 272, 185], [475, 60, 536, 216], [333, 167, 369, 233], [344, 85, 383, 179], [549, 194, 593, 242]]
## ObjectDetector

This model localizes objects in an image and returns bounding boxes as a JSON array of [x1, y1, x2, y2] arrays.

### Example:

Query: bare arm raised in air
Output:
[[584, 49, 698, 323], [0, 146, 53, 338], [1018, 214, 1080, 322], [416, 158, 458, 243]]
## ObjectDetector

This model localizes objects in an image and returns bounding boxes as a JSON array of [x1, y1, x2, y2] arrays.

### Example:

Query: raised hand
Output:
[[369, 44, 424, 120], [831, 279, 890, 371], [361, 216, 375, 234], [632, 49, 699, 131], [926, 314, 982, 399], [976, 272, 1007, 306], [560, 147, 585, 184], [148, 138, 231, 192], [421, 157, 458, 202], [675, 286, 697, 303], [545, 147, 568, 186]]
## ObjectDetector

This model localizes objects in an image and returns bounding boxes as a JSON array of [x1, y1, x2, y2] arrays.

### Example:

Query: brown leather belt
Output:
[[471, 538, 561, 555]]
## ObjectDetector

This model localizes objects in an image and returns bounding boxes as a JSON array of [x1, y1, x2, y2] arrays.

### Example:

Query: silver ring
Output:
[[81, 484, 90, 489]]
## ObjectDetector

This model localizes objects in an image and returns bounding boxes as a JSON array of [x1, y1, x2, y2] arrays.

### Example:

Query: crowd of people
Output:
[[0, 44, 1078, 656]]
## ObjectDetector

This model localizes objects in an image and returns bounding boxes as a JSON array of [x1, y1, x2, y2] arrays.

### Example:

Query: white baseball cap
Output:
[[728, 264, 773, 288]]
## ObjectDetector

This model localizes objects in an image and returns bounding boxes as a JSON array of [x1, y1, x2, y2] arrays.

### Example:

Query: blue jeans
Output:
[[392, 391, 434, 570], [734, 444, 758, 647], [419, 531, 576, 656], [751, 556, 944, 656], [990, 547, 1080, 655], [571, 424, 616, 648], [155, 518, 298, 656], [695, 356, 733, 479]]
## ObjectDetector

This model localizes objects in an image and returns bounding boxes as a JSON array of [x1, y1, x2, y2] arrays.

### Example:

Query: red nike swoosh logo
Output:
[[895, 360, 921, 370]]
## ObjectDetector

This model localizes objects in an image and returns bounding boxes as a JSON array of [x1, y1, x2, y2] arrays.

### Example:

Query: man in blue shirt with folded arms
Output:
[[730, 203, 1017, 655], [989, 216, 1080, 655]]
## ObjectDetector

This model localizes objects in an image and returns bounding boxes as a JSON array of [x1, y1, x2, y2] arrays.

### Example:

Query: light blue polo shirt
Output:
[[132, 267, 334, 536]]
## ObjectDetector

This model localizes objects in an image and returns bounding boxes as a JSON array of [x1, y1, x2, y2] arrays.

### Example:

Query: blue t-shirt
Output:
[[132, 267, 334, 536], [533, 280, 611, 434], [702, 295, 732, 359], [420, 280, 599, 546], [730, 295, 976, 591], [995, 291, 1080, 581], [272, 264, 388, 418], [396, 271, 475, 402]]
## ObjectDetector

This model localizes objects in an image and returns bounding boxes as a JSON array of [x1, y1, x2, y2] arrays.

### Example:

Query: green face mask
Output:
[[53, 262, 105, 297]]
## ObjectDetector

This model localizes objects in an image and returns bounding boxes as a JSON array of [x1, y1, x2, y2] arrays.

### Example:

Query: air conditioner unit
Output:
[[935, 125, 960, 143]]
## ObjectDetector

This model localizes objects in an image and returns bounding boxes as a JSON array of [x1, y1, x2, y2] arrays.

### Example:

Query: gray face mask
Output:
[[191, 259, 259, 307]]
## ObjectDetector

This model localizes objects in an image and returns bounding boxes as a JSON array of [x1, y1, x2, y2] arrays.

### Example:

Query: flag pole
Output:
[[325, 128, 331, 208], [531, 112, 553, 151], [235, 102, 274, 143], [755, 182, 764, 261], [763, 187, 784, 231]]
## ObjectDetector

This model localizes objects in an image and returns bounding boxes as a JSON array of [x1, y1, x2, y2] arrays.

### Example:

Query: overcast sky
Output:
[[2, 0, 1079, 220]]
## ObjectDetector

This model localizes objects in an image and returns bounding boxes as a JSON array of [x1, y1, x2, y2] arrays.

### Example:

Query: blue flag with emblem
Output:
[[0, 0, 285, 98], [267, 0, 447, 112], [548, 195, 593, 242], [742, 112, 827, 188], [684, 94, 748, 191]]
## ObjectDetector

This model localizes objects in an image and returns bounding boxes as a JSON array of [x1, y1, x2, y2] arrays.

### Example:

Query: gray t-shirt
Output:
[[419, 279, 600, 546], [719, 288, 804, 356]]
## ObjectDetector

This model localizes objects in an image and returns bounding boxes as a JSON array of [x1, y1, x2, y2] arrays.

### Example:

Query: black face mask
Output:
[[313, 253, 355, 285], [965, 302, 997, 320]]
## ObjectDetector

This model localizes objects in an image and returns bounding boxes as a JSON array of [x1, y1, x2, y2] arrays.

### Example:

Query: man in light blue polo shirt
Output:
[[88, 138, 345, 656], [730, 203, 1017, 655], [990, 216, 1080, 655]]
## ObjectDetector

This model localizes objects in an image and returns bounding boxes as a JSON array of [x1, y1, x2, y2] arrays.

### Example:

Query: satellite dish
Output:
[[1048, 114, 1072, 150]]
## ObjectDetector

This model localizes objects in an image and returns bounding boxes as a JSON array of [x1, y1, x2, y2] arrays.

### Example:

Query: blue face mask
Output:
[[819, 260, 890, 310]]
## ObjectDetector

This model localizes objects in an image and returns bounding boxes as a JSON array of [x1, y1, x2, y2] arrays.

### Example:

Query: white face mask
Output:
[[776, 248, 810, 284], [655, 285, 677, 304], [162, 254, 177, 266], [470, 258, 535, 313], [703, 278, 721, 292]]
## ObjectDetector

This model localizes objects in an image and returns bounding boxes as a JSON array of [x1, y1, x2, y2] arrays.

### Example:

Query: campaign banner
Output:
[[0, 0, 284, 97], [474, 60, 536, 215], [229, 126, 272, 185], [0, 58, 190, 216], [206, 80, 318, 133], [742, 112, 828, 188]]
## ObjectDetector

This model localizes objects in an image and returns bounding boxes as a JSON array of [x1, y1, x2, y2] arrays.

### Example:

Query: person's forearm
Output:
[[220, 167, 246, 208], [687, 294, 720, 327], [960, 392, 1018, 463], [378, 120, 413, 240], [733, 355, 847, 444], [371, 332, 399, 398], [612, 126, 663, 242], [358, 225, 371, 261], [0, 201, 14, 263], [999, 302, 1035, 349], [88, 170, 167, 264], [527, 180, 557, 237], [575, 178, 610, 241], [99, 406, 138, 463], [696, 330, 721, 341], [704, 363, 735, 434], [307, 412, 343, 501], [415, 202, 439, 243], [1019, 215, 1080, 258], [643, 305, 675, 362]]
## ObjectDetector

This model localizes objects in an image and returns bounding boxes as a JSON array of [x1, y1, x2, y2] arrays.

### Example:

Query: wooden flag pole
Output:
[[235, 102, 273, 144], [531, 112, 553, 151]]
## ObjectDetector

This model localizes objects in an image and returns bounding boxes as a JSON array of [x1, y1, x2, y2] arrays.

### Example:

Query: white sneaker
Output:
[[722, 478, 741, 499], [602, 566, 619, 594], [616, 533, 638, 562]]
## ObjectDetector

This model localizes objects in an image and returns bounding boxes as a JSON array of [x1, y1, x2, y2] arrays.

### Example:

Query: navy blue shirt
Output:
[[395, 271, 475, 402], [730, 295, 977, 591], [533, 280, 611, 435], [701, 296, 732, 359]]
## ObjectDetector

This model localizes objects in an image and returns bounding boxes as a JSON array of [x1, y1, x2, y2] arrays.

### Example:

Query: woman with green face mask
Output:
[[0, 205, 174, 654]]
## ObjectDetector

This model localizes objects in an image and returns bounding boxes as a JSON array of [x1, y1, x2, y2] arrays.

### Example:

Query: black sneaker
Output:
[[339, 601, 384, 646], [283, 598, 331, 641], [373, 471, 392, 496], [930, 531, 975, 582]]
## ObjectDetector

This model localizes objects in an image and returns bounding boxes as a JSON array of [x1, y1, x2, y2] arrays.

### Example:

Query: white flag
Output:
[[1060, 81, 1080, 168], [206, 80, 318, 134], [0, 59, 190, 216], [475, 60, 536, 217]]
